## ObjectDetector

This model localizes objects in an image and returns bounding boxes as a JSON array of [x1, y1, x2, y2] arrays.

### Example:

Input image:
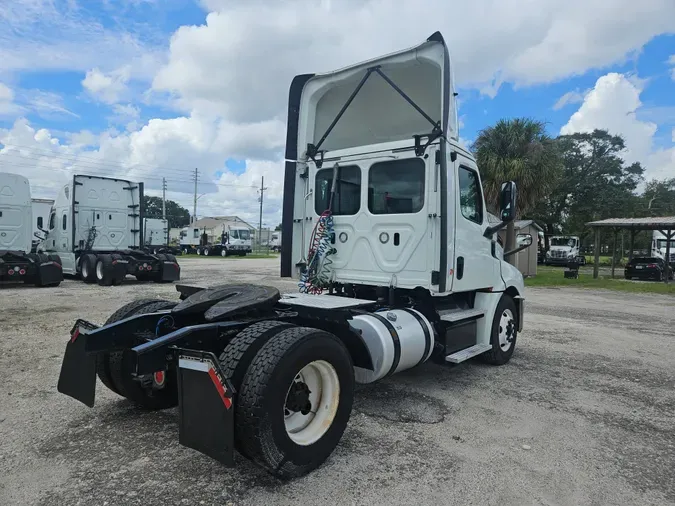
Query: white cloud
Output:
[[669, 55, 675, 80], [561, 73, 675, 180], [82, 67, 131, 104], [153, 0, 675, 118], [0, 0, 165, 80], [553, 89, 588, 110], [0, 116, 285, 223], [0, 83, 24, 116]]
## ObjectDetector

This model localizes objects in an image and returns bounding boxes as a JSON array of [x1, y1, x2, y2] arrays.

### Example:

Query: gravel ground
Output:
[[1, 257, 674, 506]]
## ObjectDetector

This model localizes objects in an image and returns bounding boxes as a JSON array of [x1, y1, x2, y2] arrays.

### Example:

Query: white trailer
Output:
[[37, 175, 180, 285], [197, 224, 252, 257], [58, 32, 530, 479], [0, 173, 63, 286], [652, 230, 675, 263]]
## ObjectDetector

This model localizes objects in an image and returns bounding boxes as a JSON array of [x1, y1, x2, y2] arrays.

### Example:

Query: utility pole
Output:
[[192, 168, 199, 223], [162, 177, 167, 219], [258, 176, 268, 251]]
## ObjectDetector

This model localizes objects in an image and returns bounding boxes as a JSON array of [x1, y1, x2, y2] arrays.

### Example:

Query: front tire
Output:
[[236, 327, 354, 479], [482, 295, 518, 365]]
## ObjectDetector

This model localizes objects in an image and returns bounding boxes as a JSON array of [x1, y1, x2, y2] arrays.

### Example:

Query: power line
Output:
[[0, 156, 261, 189]]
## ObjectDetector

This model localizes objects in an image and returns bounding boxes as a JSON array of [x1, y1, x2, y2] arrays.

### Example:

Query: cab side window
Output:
[[458, 166, 483, 224], [49, 212, 56, 230]]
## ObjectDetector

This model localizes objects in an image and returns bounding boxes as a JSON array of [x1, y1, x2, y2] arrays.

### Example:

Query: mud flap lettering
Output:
[[177, 351, 234, 466], [57, 322, 98, 407]]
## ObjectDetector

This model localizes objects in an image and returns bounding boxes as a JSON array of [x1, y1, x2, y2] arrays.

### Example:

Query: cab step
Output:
[[445, 343, 492, 364], [438, 307, 485, 323]]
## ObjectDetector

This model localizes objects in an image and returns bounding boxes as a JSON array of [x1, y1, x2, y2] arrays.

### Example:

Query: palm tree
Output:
[[472, 118, 562, 263]]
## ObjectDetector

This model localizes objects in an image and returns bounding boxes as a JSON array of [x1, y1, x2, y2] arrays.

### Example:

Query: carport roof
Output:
[[586, 216, 675, 231]]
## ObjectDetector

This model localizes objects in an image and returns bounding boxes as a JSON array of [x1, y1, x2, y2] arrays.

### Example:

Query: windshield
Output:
[[231, 229, 250, 240], [656, 239, 675, 250], [551, 237, 576, 247]]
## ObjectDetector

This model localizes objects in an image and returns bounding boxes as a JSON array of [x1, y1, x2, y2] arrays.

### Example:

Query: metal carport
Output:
[[586, 217, 675, 284]]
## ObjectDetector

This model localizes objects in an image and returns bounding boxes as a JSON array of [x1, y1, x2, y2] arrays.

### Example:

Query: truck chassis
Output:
[[0, 251, 63, 287], [58, 282, 522, 478], [76, 250, 180, 286]]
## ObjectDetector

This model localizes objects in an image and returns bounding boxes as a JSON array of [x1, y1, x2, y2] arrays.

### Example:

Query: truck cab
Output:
[[652, 231, 675, 264], [545, 235, 585, 266], [0, 172, 63, 286], [220, 226, 252, 256]]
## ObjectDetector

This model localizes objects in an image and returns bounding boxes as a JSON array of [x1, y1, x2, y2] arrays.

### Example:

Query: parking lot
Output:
[[1, 257, 674, 506]]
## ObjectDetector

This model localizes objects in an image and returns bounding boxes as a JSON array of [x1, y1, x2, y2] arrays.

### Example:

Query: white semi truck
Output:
[[0, 173, 63, 286], [652, 230, 675, 264], [57, 32, 530, 479], [545, 235, 585, 265], [181, 223, 253, 256], [37, 175, 180, 285], [270, 230, 282, 252]]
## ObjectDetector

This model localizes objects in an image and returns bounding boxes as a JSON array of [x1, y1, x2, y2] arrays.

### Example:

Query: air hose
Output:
[[299, 164, 339, 294]]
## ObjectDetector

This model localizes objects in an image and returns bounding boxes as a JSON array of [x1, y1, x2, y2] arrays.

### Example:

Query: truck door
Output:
[[308, 153, 434, 289], [450, 155, 500, 292]]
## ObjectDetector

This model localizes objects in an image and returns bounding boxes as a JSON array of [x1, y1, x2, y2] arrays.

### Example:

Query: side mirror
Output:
[[504, 233, 533, 258], [499, 181, 517, 222], [516, 233, 532, 248]]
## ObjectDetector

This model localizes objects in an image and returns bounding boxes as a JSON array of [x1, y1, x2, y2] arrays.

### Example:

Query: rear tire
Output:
[[107, 300, 179, 409], [482, 295, 518, 365], [96, 254, 115, 286], [97, 299, 168, 395], [80, 254, 97, 283], [236, 327, 354, 478]]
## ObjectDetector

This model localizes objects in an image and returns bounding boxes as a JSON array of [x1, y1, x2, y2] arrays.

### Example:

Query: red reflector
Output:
[[70, 327, 80, 343], [153, 371, 165, 386], [648, 264, 657, 268], [147, 265, 152, 270], [8, 269, 14, 275], [19, 269, 26, 275]]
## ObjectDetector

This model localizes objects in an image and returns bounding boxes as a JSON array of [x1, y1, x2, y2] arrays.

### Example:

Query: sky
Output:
[[0, 0, 674, 229]]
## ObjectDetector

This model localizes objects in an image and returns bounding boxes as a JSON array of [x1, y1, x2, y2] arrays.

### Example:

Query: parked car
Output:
[[624, 257, 673, 281]]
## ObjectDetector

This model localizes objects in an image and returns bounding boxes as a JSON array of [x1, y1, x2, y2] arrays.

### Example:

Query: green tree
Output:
[[529, 130, 644, 248], [143, 196, 191, 229], [641, 178, 675, 216], [473, 118, 563, 260], [275, 223, 282, 231]]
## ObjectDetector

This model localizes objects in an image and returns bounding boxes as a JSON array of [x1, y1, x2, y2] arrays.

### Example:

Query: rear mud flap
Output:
[[161, 261, 180, 282], [177, 350, 234, 466], [37, 261, 63, 285], [57, 321, 99, 407]]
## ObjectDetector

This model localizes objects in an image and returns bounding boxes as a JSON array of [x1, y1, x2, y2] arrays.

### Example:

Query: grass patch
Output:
[[526, 266, 675, 295], [180, 253, 279, 260]]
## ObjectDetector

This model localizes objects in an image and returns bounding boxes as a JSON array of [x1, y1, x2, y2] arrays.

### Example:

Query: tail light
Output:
[[8, 269, 14, 275], [19, 269, 26, 275], [648, 264, 658, 269]]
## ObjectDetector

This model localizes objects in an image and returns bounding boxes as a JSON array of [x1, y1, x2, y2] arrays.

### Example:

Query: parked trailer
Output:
[[37, 175, 180, 286], [0, 173, 63, 286], [57, 32, 529, 478]]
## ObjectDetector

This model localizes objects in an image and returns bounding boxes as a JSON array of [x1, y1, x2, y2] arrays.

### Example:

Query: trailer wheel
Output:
[[95, 254, 115, 286], [107, 300, 179, 409], [96, 299, 169, 395], [236, 327, 354, 478], [80, 254, 97, 283], [482, 295, 518, 366]]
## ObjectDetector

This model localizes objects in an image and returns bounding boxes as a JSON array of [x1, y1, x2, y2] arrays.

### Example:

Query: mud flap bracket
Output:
[[177, 349, 235, 466]]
